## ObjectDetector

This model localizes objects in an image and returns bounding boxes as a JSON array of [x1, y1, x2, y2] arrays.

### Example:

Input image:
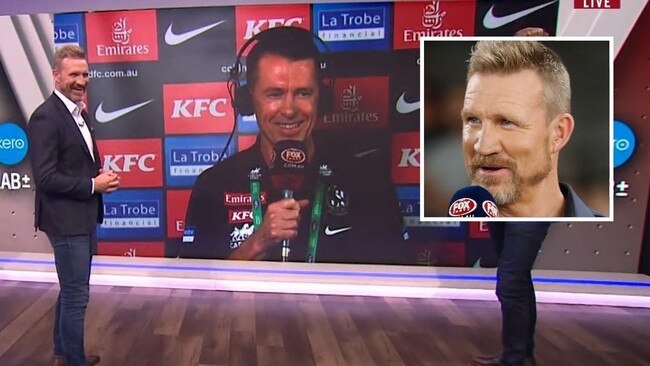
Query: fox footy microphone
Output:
[[269, 140, 308, 261], [448, 186, 499, 217]]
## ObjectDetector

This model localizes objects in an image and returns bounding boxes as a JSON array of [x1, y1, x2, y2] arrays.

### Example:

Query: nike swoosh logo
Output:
[[165, 20, 227, 46], [95, 100, 154, 123], [483, 0, 557, 30], [354, 148, 379, 158], [396, 92, 420, 114], [324, 226, 351, 236]]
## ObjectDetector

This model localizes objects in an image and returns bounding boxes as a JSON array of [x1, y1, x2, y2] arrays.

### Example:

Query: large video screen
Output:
[[1, 1, 647, 271]]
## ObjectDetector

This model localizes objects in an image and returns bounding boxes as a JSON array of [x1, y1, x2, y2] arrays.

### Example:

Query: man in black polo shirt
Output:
[[181, 27, 405, 264]]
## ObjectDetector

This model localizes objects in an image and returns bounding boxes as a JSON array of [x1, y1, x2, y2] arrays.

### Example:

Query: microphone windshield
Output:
[[448, 186, 499, 217], [269, 140, 308, 192]]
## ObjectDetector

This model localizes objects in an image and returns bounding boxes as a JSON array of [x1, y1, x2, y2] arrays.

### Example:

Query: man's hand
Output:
[[514, 27, 549, 37], [94, 170, 120, 193], [229, 198, 309, 260]]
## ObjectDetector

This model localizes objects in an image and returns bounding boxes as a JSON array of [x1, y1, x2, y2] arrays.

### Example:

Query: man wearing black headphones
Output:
[[181, 27, 405, 263]]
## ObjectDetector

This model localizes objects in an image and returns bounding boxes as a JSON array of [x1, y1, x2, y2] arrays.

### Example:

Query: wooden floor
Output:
[[0, 281, 648, 366]]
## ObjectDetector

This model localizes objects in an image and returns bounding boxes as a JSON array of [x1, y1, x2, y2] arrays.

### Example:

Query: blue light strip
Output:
[[2, 257, 649, 288]]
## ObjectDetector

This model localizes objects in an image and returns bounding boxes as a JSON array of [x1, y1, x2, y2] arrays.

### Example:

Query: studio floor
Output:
[[1, 280, 649, 366]]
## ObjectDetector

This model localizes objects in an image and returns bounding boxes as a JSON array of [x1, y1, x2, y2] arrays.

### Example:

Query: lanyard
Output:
[[249, 167, 325, 262]]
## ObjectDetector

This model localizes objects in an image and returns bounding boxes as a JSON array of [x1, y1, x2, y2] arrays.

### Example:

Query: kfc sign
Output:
[[391, 132, 420, 184], [86, 10, 159, 63], [163, 82, 235, 135], [96, 139, 162, 187], [235, 4, 310, 55], [393, 1, 475, 49]]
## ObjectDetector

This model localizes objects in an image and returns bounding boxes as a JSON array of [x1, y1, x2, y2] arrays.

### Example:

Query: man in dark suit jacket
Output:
[[28, 45, 119, 366]]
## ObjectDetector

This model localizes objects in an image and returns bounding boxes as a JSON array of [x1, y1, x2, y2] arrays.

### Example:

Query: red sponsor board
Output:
[[574, 0, 620, 9], [163, 82, 235, 134], [96, 138, 162, 187], [392, 132, 420, 184], [238, 135, 257, 151], [415, 241, 465, 266], [167, 190, 191, 238], [469, 222, 491, 239], [319, 76, 389, 130], [86, 10, 158, 63], [393, 0, 476, 49], [235, 4, 311, 55], [98, 241, 165, 257]]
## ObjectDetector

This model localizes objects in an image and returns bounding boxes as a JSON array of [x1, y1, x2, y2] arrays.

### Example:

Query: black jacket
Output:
[[27, 93, 103, 238]]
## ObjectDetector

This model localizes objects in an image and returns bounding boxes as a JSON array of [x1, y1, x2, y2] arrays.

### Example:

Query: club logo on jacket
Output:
[[230, 223, 254, 249], [327, 185, 349, 216]]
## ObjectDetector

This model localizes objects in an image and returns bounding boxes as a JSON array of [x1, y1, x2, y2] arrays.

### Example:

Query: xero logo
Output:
[[0, 122, 29, 166], [613, 120, 636, 168]]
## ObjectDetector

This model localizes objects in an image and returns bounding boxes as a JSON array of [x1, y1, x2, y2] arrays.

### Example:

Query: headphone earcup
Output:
[[318, 83, 334, 116], [234, 84, 255, 116]]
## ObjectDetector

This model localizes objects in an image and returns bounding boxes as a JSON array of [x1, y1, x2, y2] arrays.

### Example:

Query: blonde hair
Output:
[[53, 45, 86, 69], [467, 41, 571, 121]]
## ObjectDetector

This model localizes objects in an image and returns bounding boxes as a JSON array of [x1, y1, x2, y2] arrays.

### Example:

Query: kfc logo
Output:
[[391, 132, 420, 184], [229, 209, 253, 223], [164, 82, 234, 135], [97, 139, 162, 187], [104, 154, 155, 172], [235, 5, 310, 55], [448, 198, 477, 217], [393, 1, 475, 49], [86, 10, 159, 63]]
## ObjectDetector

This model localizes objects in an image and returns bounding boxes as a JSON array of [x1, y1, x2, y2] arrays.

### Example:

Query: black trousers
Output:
[[489, 223, 551, 366]]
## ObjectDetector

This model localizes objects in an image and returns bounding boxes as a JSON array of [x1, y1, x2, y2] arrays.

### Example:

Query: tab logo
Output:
[[86, 10, 158, 63], [235, 4, 310, 55], [96, 139, 162, 188], [164, 82, 234, 135], [394, 0, 475, 49], [320, 77, 388, 130], [391, 132, 420, 184]]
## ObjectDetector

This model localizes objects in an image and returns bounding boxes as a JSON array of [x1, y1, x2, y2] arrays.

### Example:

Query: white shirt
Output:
[[54, 90, 96, 193], [54, 90, 95, 162]]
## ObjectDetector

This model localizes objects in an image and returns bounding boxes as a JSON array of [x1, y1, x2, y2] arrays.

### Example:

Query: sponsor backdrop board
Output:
[[14, 0, 638, 269]]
